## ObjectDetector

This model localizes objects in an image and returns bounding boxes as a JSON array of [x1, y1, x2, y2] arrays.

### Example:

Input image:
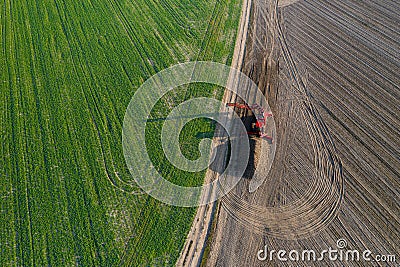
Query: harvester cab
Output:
[[226, 102, 273, 141]]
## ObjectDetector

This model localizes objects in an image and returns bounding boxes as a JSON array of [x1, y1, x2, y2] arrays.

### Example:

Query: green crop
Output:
[[0, 0, 242, 266]]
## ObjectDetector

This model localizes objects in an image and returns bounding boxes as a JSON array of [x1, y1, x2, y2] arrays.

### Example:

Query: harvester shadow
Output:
[[145, 112, 222, 123], [200, 116, 258, 180], [146, 113, 261, 180], [206, 137, 257, 180]]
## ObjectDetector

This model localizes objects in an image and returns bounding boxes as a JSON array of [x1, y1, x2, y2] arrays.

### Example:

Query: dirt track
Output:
[[176, 0, 252, 265], [205, 0, 399, 266]]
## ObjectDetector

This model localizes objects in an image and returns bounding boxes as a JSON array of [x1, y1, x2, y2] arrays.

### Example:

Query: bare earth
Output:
[[179, 0, 399, 266]]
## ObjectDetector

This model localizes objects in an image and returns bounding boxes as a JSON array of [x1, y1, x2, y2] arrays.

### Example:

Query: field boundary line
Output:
[[175, 0, 252, 265]]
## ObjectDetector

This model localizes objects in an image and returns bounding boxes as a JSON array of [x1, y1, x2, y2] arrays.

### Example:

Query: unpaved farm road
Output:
[[179, 0, 399, 266]]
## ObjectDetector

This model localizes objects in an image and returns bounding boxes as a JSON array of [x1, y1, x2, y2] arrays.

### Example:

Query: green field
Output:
[[0, 0, 241, 266]]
